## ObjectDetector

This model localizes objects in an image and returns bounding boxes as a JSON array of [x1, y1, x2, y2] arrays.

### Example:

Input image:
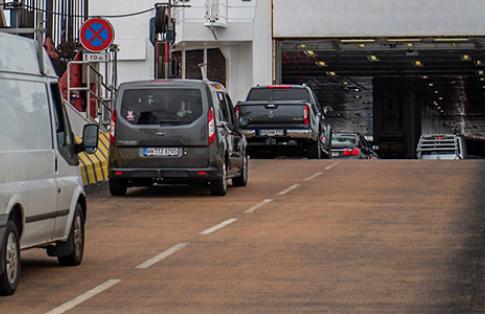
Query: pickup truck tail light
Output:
[[343, 148, 361, 157], [234, 104, 240, 119], [110, 109, 117, 145], [303, 104, 310, 126], [208, 107, 216, 145]]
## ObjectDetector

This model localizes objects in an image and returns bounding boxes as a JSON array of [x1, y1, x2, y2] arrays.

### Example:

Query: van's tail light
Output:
[[234, 104, 241, 119], [303, 104, 310, 126], [110, 109, 117, 145], [208, 107, 216, 145], [343, 148, 361, 157]]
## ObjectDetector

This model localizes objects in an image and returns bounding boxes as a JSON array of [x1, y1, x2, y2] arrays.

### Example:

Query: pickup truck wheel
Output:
[[0, 221, 20, 296], [109, 179, 127, 196], [307, 140, 322, 159], [58, 205, 84, 266], [210, 162, 228, 196], [233, 155, 249, 187]]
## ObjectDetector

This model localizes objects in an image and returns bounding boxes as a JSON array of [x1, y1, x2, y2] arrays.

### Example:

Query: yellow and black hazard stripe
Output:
[[76, 132, 110, 185]]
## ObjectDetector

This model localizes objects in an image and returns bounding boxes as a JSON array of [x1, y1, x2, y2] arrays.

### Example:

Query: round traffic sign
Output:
[[79, 18, 115, 52]]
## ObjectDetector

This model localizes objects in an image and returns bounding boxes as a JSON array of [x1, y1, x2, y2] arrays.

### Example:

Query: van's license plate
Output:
[[142, 147, 181, 157], [260, 129, 284, 136]]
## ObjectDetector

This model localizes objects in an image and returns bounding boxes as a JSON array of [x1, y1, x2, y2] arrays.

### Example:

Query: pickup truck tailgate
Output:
[[239, 101, 307, 127]]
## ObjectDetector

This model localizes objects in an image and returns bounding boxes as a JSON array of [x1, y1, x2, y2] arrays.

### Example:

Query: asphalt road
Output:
[[1, 160, 485, 313]]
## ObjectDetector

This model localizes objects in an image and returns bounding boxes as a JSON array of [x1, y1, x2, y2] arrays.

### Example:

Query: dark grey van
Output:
[[108, 80, 249, 196]]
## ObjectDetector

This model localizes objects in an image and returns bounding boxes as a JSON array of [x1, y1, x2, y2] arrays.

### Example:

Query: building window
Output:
[[181, 48, 226, 86], [207, 48, 226, 86], [186, 49, 204, 80]]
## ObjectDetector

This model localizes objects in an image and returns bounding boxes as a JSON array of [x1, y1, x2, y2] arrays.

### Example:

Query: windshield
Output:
[[332, 135, 357, 148], [120, 88, 203, 125], [247, 88, 310, 102]]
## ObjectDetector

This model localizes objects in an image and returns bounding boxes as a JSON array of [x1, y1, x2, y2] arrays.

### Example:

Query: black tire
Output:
[[109, 179, 127, 196], [58, 205, 84, 266], [0, 221, 20, 296], [210, 162, 228, 196], [307, 139, 322, 159], [232, 155, 248, 187]]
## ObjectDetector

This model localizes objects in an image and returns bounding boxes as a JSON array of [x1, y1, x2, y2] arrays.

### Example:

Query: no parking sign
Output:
[[79, 18, 115, 52]]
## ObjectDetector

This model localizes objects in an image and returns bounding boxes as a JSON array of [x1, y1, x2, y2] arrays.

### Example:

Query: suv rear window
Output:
[[332, 135, 357, 148], [120, 88, 203, 125], [247, 88, 310, 102]]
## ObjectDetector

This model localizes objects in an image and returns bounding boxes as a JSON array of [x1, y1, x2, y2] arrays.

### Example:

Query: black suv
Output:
[[108, 80, 249, 196]]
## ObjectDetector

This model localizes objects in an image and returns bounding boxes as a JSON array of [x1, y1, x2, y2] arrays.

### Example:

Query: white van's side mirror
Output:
[[81, 124, 99, 154]]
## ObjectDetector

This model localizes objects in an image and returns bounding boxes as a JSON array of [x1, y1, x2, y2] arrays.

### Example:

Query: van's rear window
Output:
[[120, 88, 203, 125], [247, 88, 310, 102]]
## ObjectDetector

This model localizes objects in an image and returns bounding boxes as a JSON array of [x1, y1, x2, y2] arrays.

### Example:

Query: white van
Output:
[[0, 32, 98, 295]]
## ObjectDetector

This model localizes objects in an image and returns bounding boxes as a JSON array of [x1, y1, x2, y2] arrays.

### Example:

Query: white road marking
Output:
[[135, 242, 190, 269], [244, 199, 274, 214], [304, 172, 323, 182], [200, 218, 238, 235], [277, 184, 301, 196], [44, 279, 121, 314], [325, 162, 340, 170]]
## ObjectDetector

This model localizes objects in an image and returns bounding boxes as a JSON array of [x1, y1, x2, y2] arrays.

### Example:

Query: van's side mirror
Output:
[[239, 116, 250, 128], [82, 124, 99, 154]]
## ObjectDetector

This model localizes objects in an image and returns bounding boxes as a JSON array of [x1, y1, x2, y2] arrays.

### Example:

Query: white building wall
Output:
[[90, 0, 270, 101], [252, 0, 272, 85], [225, 43, 253, 102], [89, 0, 154, 84], [274, 0, 485, 38]]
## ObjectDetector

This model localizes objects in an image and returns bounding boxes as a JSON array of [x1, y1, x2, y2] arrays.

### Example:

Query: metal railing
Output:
[[205, 0, 227, 26], [67, 59, 115, 128]]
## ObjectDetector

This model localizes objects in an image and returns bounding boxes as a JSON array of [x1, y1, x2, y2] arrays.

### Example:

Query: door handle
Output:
[[55, 157, 58, 172]]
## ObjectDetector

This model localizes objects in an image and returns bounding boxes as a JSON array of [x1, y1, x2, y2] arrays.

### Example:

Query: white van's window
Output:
[[120, 89, 203, 126], [50, 83, 78, 165], [0, 35, 40, 74], [0, 78, 51, 151]]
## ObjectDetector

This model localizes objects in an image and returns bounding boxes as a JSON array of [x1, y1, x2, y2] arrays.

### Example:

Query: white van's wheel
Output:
[[0, 221, 20, 296], [58, 205, 84, 266]]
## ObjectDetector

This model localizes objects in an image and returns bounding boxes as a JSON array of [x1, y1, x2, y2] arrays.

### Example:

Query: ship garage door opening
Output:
[[277, 38, 485, 158]]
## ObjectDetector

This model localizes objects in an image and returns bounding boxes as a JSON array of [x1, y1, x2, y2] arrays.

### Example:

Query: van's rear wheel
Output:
[[210, 162, 228, 196], [109, 179, 127, 196], [232, 155, 248, 187], [0, 221, 20, 296], [58, 205, 84, 266]]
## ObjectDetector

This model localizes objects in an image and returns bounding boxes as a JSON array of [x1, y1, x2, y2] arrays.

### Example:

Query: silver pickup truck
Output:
[[236, 85, 332, 159]]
